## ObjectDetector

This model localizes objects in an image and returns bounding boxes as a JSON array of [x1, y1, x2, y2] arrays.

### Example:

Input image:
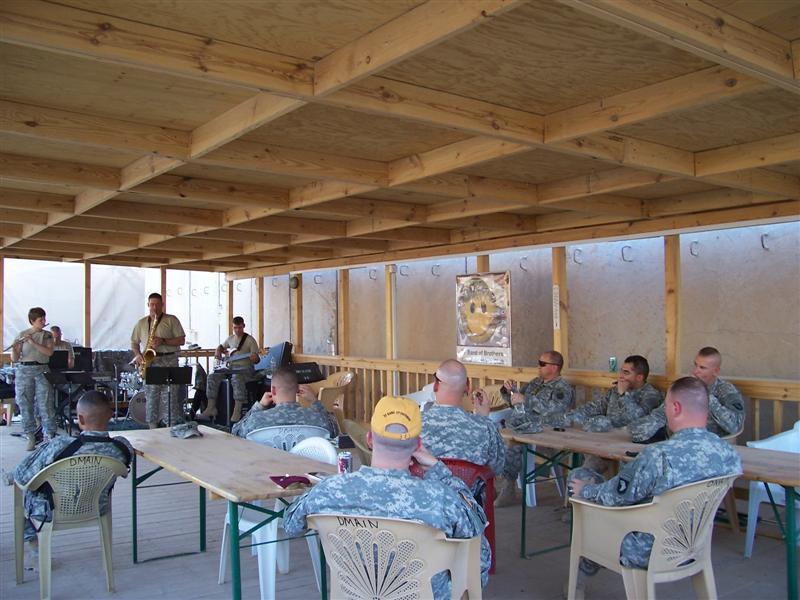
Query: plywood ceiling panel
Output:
[[168, 164, 310, 190], [704, 0, 800, 40], [58, 0, 424, 61], [614, 89, 800, 151], [616, 180, 719, 200], [0, 132, 138, 167], [245, 104, 469, 162], [0, 43, 250, 130], [381, 1, 713, 114], [458, 149, 619, 184]]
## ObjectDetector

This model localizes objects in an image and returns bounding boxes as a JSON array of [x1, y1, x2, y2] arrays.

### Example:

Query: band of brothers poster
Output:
[[456, 272, 511, 366]]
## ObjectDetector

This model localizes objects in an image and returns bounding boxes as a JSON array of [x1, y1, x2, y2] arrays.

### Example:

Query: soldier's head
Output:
[[538, 350, 564, 381], [232, 316, 245, 336], [620, 355, 649, 389], [270, 367, 299, 404], [433, 359, 469, 406], [50, 325, 63, 342], [77, 390, 113, 431], [692, 346, 722, 387], [147, 293, 164, 316], [28, 307, 46, 328], [368, 396, 422, 468], [665, 376, 709, 432]]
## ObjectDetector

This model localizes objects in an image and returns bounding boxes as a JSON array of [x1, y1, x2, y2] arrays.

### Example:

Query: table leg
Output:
[[520, 444, 528, 558], [319, 536, 327, 600], [14, 484, 24, 584], [229, 502, 242, 600], [785, 486, 797, 600], [200, 486, 206, 552], [132, 454, 138, 564]]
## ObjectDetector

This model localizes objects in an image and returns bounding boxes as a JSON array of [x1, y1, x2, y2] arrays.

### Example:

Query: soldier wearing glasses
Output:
[[495, 350, 574, 506]]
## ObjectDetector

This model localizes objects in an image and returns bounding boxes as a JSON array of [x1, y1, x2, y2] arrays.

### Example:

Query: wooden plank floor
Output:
[[0, 423, 790, 599]]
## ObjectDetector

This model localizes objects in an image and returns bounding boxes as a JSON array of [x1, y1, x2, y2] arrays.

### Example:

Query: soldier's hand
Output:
[[297, 384, 317, 402], [472, 389, 491, 417], [214, 350, 223, 360], [259, 391, 273, 407], [510, 392, 524, 406], [249, 353, 259, 362], [132, 354, 144, 366], [411, 443, 438, 469], [152, 337, 164, 347], [616, 379, 631, 395]]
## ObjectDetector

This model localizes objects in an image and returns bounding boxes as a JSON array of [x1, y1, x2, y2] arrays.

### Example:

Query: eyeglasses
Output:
[[538, 360, 561, 368], [434, 372, 442, 383]]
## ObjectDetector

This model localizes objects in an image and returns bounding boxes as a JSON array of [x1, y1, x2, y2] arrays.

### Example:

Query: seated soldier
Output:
[[14, 391, 133, 549], [421, 359, 505, 478], [283, 395, 491, 599], [569, 377, 741, 594], [199, 316, 261, 423], [496, 350, 574, 506], [629, 346, 745, 442], [231, 367, 338, 439], [568, 355, 663, 474]]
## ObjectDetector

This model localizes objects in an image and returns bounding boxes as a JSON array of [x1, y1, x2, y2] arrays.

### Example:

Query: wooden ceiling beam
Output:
[[307, 197, 427, 221], [132, 174, 288, 209], [233, 215, 347, 237], [0, 0, 314, 96], [695, 132, 800, 177], [702, 168, 800, 197], [0, 152, 119, 189], [544, 65, 767, 144], [0, 207, 49, 225], [538, 167, 677, 204], [0, 223, 24, 238], [560, 0, 798, 94], [551, 194, 644, 218], [186, 229, 294, 245], [57, 215, 179, 236], [313, 0, 524, 96], [442, 212, 539, 232], [0, 188, 75, 213], [10, 239, 110, 254], [148, 237, 243, 254], [302, 238, 392, 252], [646, 188, 786, 218], [32, 227, 139, 247], [0, 248, 80, 260], [85, 199, 223, 227], [360, 227, 452, 243]]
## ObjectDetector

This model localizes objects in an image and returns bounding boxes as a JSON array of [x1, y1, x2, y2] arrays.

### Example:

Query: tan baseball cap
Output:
[[371, 395, 422, 440]]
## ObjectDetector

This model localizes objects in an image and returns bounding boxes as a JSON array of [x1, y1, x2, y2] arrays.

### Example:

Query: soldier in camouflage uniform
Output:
[[628, 347, 745, 443], [284, 395, 490, 600], [496, 350, 574, 505], [14, 391, 133, 542], [569, 355, 663, 474], [131, 293, 186, 428], [11, 307, 56, 451], [199, 316, 262, 423], [232, 367, 337, 438], [569, 377, 741, 589], [421, 359, 505, 476]]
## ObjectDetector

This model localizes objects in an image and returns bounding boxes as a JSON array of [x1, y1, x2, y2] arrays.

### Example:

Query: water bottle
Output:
[[268, 356, 276, 377], [326, 336, 336, 356]]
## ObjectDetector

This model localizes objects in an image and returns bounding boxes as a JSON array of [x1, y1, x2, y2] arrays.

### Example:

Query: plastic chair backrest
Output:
[[461, 383, 509, 413], [290, 436, 338, 465], [343, 419, 372, 465], [26, 455, 129, 526], [307, 513, 482, 600], [246, 425, 330, 451], [747, 420, 800, 453]]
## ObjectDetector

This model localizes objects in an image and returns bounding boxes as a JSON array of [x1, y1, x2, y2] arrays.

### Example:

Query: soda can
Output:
[[337, 451, 352, 474]]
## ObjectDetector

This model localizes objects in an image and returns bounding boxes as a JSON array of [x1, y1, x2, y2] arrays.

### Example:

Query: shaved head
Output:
[[77, 391, 113, 430], [433, 359, 468, 406]]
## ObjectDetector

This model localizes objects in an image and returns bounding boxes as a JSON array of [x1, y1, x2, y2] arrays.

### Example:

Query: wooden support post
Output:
[[476, 254, 490, 273], [385, 264, 397, 395], [291, 274, 303, 353], [551, 247, 569, 369], [0, 258, 4, 350], [160, 267, 167, 310], [227, 278, 234, 330], [664, 235, 682, 379], [337, 269, 350, 356], [83, 262, 91, 346], [256, 276, 265, 349]]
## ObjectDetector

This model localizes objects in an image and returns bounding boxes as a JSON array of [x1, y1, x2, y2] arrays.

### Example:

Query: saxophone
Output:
[[140, 315, 160, 378]]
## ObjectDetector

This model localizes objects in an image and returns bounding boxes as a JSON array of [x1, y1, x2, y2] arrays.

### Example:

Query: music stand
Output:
[[44, 370, 95, 434], [145, 367, 192, 427]]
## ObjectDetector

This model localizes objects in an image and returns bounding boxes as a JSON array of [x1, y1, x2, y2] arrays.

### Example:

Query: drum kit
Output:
[[119, 370, 147, 425]]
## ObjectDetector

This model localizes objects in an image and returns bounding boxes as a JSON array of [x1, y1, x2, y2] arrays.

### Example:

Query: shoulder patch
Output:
[[556, 391, 564, 399], [616, 477, 630, 494]]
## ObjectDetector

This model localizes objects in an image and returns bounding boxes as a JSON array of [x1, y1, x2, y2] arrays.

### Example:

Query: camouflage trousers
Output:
[[502, 442, 563, 483], [16, 364, 55, 435], [144, 354, 184, 426], [206, 367, 259, 405]]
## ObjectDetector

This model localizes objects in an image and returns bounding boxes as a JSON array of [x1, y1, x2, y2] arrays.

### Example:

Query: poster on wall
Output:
[[456, 272, 511, 366]]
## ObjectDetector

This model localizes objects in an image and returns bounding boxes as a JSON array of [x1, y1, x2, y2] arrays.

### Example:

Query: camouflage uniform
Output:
[[283, 461, 490, 599], [231, 400, 337, 439], [206, 333, 262, 409], [131, 313, 185, 426], [572, 427, 741, 568], [503, 377, 574, 479], [14, 327, 56, 436], [14, 431, 133, 540], [422, 404, 506, 476], [628, 377, 745, 442]]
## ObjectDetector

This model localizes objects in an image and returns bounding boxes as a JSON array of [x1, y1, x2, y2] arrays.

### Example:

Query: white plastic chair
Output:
[[219, 431, 337, 600], [519, 445, 565, 508], [16, 455, 129, 600], [307, 513, 483, 600], [744, 420, 800, 558], [246, 424, 330, 450], [403, 382, 435, 411], [567, 474, 739, 600]]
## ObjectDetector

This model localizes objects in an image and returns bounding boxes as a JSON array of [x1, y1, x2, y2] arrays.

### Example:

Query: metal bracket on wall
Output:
[[368, 268, 378, 280], [271, 278, 279, 288], [398, 265, 410, 277], [572, 248, 583, 264], [519, 256, 529, 272], [689, 241, 700, 257], [621, 245, 633, 262], [430, 264, 441, 277], [761, 233, 770, 251], [313, 274, 323, 284]]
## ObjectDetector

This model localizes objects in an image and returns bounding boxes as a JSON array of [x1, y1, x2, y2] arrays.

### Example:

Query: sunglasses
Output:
[[538, 360, 561, 367]]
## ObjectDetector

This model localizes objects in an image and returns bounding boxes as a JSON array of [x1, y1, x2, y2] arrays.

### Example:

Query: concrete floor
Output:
[[0, 421, 792, 600]]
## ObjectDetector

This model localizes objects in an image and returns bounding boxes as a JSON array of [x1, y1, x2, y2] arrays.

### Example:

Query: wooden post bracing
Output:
[[385, 264, 396, 360], [256, 276, 265, 349], [291, 273, 303, 353], [476, 254, 490, 273], [83, 262, 91, 346], [551, 247, 569, 370], [664, 235, 682, 379]]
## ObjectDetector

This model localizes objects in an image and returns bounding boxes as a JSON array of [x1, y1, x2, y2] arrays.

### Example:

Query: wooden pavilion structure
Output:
[[0, 0, 798, 427]]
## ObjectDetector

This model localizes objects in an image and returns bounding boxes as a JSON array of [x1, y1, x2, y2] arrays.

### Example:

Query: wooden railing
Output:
[[294, 354, 800, 443]]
